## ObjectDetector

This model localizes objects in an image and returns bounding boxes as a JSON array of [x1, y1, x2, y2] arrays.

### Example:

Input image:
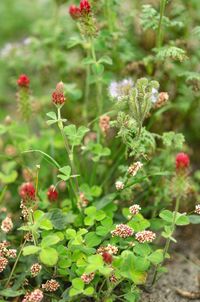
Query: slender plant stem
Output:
[[57, 107, 79, 193], [101, 146, 124, 188], [83, 62, 91, 123], [35, 164, 40, 197], [156, 0, 167, 48], [97, 278, 107, 298], [5, 240, 26, 288], [90, 39, 103, 118], [57, 107, 82, 212], [29, 211, 37, 246], [0, 186, 7, 204], [151, 195, 181, 286], [105, 0, 114, 33]]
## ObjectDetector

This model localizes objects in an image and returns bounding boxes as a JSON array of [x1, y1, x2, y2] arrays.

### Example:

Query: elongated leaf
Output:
[[22, 150, 60, 168]]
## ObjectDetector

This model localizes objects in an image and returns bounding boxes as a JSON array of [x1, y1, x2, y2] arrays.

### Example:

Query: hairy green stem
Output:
[[5, 240, 26, 288], [57, 107, 79, 191], [157, 0, 167, 48], [151, 195, 180, 286], [0, 186, 7, 204], [90, 39, 103, 118], [29, 211, 38, 246], [35, 164, 40, 197], [57, 107, 81, 211], [83, 63, 91, 123]]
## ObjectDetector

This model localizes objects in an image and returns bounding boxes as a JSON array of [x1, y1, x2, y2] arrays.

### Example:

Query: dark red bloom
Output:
[[17, 74, 30, 88], [102, 252, 113, 264], [52, 91, 65, 105], [52, 82, 65, 105], [80, 0, 91, 14], [47, 185, 58, 202], [19, 182, 35, 201], [69, 5, 81, 19], [176, 152, 190, 170]]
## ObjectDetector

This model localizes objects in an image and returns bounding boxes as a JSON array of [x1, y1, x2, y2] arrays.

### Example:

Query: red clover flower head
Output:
[[176, 152, 190, 171], [69, 0, 91, 20], [19, 182, 36, 201], [47, 185, 58, 202], [102, 252, 113, 264], [80, 0, 91, 14], [69, 5, 81, 19], [52, 81, 65, 106], [17, 74, 30, 88]]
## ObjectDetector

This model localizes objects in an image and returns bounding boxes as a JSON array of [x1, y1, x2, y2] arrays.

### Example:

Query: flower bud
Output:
[[176, 152, 190, 171], [17, 74, 30, 88], [47, 185, 58, 202]]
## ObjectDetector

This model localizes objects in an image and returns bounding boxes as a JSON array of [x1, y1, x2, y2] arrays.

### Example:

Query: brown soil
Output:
[[140, 225, 200, 302]]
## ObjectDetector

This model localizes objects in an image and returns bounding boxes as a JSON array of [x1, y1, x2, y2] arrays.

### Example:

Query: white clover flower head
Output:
[[0, 257, 8, 273], [128, 161, 143, 177], [195, 204, 200, 215], [108, 78, 134, 101], [42, 279, 60, 292], [1, 216, 13, 233], [151, 87, 159, 103], [81, 272, 95, 284], [129, 204, 141, 215], [115, 181, 124, 191], [111, 224, 134, 238], [97, 244, 118, 255], [135, 230, 156, 243]]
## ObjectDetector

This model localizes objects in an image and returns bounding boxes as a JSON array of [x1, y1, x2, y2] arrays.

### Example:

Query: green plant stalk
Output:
[[29, 210, 38, 246], [102, 278, 123, 301], [5, 240, 26, 288], [157, 0, 167, 48], [151, 194, 181, 286], [137, 121, 142, 137], [57, 107, 79, 191], [57, 107, 80, 211], [0, 186, 7, 204], [35, 164, 40, 197], [101, 147, 124, 188], [83, 62, 91, 123], [90, 39, 103, 118], [104, 0, 114, 33]]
